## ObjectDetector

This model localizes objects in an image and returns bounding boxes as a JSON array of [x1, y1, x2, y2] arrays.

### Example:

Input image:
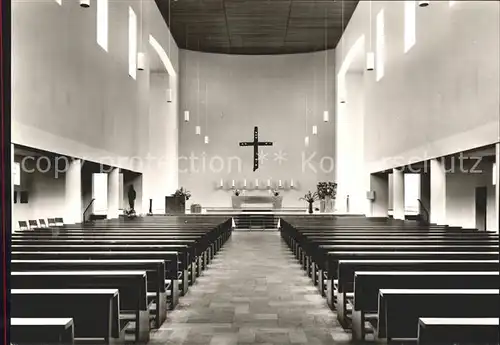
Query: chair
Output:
[[38, 219, 48, 228], [47, 218, 56, 227], [28, 220, 39, 230], [55, 217, 64, 227], [18, 221, 28, 231]]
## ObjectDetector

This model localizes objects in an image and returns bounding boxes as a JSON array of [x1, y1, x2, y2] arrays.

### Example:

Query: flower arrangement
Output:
[[173, 187, 191, 201], [300, 191, 319, 214], [317, 182, 337, 200], [299, 191, 319, 203], [233, 189, 241, 196], [272, 189, 280, 197]]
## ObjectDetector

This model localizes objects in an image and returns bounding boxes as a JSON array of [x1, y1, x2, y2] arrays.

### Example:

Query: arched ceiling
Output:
[[155, 0, 359, 55]]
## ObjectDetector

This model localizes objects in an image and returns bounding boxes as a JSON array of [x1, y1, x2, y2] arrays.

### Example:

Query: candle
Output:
[[278, 180, 282, 187], [220, 179, 223, 187], [232, 180, 235, 187], [243, 179, 247, 187], [290, 179, 294, 188], [267, 179, 271, 187]]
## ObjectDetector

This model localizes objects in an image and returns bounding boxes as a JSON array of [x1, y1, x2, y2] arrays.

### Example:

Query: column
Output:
[[495, 143, 500, 232], [392, 169, 405, 220], [419, 170, 431, 219], [369, 173, 389, 217], [430, 158, 446, 225], [65, 159, 82, 224], [107, 168, 119, 219]]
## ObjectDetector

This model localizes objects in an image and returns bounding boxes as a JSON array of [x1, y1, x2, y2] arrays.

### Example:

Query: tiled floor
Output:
[[148, 230, 353, 345]]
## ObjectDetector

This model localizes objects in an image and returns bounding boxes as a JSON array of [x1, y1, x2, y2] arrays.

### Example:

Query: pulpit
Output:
[[165, 196, 186, 214], [232, 195, 283, 209]]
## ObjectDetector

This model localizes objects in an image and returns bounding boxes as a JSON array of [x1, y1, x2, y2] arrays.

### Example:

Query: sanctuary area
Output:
[[8, 0, 500, 344]]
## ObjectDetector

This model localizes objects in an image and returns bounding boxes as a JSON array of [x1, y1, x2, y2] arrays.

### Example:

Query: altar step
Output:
[[233, 214, 278, 230]]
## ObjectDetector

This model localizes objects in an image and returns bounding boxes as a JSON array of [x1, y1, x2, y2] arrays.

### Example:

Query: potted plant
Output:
[[173, 187, 191, 201], [300, 191, 319, 214], [317, 182, 337, 213]]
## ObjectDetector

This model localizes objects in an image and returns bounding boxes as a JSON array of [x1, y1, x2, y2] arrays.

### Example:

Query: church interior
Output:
[[8, 0, 500, 344]]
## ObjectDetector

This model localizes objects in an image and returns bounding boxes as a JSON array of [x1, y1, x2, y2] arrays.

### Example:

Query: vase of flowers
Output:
[[300, 191, 319, 214], [233, 189, 241, 196], [317, 182, 337, 213]]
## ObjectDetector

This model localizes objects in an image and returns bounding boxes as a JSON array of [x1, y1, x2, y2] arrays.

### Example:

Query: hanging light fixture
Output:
[[366, 1, 375, 71], [305, 95, 310, 145], [137, 0, 146, 71], [183, 26, 190, 122], [323, 6, 329, 123], [418, 1, 430, 7], [196, 38, 201, 135], [204, 83, 209, 144], [165, 0, 173, 100], [338, 0, 347, 105], [80, 0, 90, 8]]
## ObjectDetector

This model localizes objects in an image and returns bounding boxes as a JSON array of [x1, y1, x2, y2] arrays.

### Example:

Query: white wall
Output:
[[12, 0, 180, 175], [335, 1, 500, 174], [13, 0, 180, 217], [178, 50, 336, 208], [336, 72, 365, 213], [13, 156, 66, 230], [446, 166, 496, 230]]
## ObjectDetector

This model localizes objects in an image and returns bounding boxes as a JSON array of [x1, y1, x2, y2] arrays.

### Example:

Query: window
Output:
[[404, 1, 416, 53], [376, 9, 385, 81], [128, 7, 137, 80], [97, 0, 108, 51], [13, 162, 20, 186]]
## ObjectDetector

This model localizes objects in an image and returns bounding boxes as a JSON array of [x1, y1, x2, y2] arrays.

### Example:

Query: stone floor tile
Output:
[[147, 231, 350, 345]]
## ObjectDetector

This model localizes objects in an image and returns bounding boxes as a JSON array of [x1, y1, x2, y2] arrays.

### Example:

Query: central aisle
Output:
[[149, 231, 351, 345]]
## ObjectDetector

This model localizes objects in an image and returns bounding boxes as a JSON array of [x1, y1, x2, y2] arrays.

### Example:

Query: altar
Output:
[[232, 195, 283, 209]]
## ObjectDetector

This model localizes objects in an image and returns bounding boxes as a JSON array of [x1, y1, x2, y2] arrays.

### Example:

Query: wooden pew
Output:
[[351, 271, 499, 340], [335, 259, 500, 323], [377, 289, 500, 341], [11, 251, 180, 308], [12, 235, 218, 285], [11, 259, 167, 327], [11, 243, 193, 293], [417, 318, 500, 345], [11, 318, 75, 345], [11, 271, 150, 343], [11, 289, 121, 344]]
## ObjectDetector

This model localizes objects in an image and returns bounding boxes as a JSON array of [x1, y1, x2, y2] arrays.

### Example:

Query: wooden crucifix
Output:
[[239, 126, 273, 171]]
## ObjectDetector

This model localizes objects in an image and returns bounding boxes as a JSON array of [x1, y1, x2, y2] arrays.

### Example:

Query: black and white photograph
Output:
[[1, 0, 499, 344]]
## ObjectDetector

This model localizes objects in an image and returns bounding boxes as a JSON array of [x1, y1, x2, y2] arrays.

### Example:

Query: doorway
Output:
[[475, 186, 488, 231]]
